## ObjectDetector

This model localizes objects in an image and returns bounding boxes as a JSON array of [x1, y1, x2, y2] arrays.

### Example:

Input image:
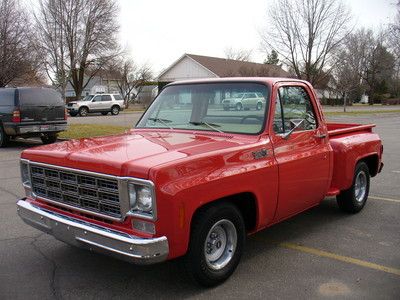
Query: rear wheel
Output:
[[256, 102, 262, 111], [337, 161, 370, 213], [69, 112, 78, 117], [0, 124, 9, 147], [184, 203, 245, 286], [235, 103, 243, 111], [41, 133, 58, 145], [111, 106, 120, 115]]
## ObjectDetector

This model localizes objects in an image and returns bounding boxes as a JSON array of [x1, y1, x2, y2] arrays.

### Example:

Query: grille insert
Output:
[[30, 165, 121, 218]]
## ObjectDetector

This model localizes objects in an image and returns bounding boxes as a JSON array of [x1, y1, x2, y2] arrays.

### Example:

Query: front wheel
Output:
[[337, 161, 370, 213], [235, 103, 243, 111], [79, 107, 88, 117], [184, 203, 245, 286]]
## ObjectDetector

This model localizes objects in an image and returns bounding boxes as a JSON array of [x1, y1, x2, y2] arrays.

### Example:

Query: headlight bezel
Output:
[[126, 179, 157, 220], [20, 159, 31, 188]]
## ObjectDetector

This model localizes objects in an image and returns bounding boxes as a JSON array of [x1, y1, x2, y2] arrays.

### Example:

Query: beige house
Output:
[[157, 53, 290, 88]]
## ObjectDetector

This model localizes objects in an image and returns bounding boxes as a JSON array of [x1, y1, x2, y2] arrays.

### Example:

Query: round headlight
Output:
[[137, 186, 153, 212]]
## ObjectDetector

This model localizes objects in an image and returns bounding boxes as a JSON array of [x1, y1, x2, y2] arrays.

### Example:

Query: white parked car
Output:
[[222, 92, 266, 111], [66, 94, 125, 117]]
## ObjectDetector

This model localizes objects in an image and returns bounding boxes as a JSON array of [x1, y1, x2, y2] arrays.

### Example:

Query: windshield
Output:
[[136, 82, 269, 134], [82, 95, 94, 101]]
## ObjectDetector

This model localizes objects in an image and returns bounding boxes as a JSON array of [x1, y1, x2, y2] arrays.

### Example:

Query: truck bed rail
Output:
[[327, 123, 375, 137]]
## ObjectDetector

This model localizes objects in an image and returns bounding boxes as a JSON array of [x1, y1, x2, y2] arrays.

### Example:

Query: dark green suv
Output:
[[0, 87, 67, 147]]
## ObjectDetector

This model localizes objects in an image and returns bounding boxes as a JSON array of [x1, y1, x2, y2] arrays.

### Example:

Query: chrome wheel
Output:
[[79, 107, 88, 116], [204, 219, 237, 270], [354, 170, 367, 202]]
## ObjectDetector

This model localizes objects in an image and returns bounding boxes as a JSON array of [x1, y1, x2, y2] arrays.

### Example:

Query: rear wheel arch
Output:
[[359, 154, 379, 177]]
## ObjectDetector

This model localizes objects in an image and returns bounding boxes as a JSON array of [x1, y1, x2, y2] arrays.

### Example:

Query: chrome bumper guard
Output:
[[17, 199, 169, 264]]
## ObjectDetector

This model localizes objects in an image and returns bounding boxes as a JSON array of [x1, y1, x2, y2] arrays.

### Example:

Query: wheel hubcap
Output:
[[204, 219, 237, 270], [354, 170, 367, 202]]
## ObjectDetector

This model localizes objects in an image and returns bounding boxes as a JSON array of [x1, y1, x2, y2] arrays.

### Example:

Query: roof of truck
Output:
[[168, 77, 310, 86]]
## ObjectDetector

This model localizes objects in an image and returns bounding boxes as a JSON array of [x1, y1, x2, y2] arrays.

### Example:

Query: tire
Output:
[[184, 203, 245, 287], [79, 107, 88, 117], [256, 102, 262, 111], [69, 112, 77, 117], [111, 105, 120, 115], [235, 103, 243, 111], [0, 124, 9, 147], [223, 107, 229, 111], [337, 161, 370, 213], [41, 133, 58, 145], [101, 112, 108, 116]]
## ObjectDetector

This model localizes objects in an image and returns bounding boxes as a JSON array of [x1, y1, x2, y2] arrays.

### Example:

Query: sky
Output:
[[120, 0, 397, 75]]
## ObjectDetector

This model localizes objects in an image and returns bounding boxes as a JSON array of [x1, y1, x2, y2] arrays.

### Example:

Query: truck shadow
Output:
[[45, 198, 356, 298], [3, 138, 42, 150]]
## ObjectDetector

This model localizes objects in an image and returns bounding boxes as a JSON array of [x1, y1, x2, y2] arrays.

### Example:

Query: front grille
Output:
[[30, 164, 122, 218]]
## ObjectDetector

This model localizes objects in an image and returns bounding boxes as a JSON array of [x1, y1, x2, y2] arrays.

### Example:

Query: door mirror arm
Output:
[[281, 119, 305, 140]]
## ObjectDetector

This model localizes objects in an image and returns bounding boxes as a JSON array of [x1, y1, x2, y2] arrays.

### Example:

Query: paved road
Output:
[[1, 114, 399, 299]]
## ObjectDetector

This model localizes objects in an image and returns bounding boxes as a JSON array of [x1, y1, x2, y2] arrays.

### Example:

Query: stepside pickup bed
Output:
[[16, 78, 383, 286]]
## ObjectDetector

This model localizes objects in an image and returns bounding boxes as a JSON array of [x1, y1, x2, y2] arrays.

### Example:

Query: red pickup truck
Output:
[[17, 78, 383, 286]]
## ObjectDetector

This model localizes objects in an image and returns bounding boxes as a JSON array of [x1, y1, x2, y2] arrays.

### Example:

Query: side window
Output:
[[273, 86, 317, 134], [102, 95, 112, 101], [92, 95, 102, 102]]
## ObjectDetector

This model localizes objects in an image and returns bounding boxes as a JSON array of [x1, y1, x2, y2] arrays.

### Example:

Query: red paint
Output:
[[21, 78, 383, 260]]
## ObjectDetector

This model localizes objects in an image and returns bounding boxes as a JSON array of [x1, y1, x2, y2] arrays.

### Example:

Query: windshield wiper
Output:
[[189, 121, 224, 133], [148, 117, 173, 129]]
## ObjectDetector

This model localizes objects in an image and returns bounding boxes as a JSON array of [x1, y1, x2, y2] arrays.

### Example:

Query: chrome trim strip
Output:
[[17, 199, 168, 264], [24, 160, 157, 221]]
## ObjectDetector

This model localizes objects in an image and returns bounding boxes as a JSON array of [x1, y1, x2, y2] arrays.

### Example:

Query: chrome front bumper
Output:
[[16, 199, 169, 264]]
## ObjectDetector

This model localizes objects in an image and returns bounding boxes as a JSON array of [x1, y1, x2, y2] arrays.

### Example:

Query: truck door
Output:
[[270, 83, 331, 220]]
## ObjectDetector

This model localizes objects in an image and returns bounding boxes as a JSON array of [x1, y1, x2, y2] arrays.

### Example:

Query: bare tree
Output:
[[261, 0, 352, 86], [36, 0, 120, 99], [107, 56, 152, 107], [0, 0, 40, 87], [224, 47, 252, 61], [332, 28, 395, 104], [35, 0, 69, 99]]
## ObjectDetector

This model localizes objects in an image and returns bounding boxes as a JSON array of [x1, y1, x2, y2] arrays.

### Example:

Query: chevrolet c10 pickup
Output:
[[17, 78, 383, 286]]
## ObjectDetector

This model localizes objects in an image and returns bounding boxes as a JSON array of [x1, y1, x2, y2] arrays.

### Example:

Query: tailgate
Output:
[[18, 88, 65, 122]]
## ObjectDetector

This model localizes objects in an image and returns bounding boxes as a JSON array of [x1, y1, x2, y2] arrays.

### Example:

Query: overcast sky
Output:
[[119, 0, 396, 75]]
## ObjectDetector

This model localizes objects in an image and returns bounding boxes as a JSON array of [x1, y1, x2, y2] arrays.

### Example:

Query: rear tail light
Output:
[[12, 109, 21, 123]]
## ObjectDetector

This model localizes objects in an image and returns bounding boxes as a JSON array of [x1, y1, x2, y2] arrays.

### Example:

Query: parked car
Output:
[[0, 87, 67, 147], [222, 92, 266, 111], [17, 78, 383, 286], [66, 93, 125, 116]]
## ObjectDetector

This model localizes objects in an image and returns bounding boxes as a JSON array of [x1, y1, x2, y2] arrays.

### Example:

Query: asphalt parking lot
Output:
[[0, 112, 399, 299]]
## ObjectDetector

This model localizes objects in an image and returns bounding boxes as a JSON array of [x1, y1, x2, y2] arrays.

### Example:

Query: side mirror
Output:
[[281, 119, 305, 140]]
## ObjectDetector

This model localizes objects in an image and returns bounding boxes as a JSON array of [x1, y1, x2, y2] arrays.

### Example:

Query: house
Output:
[[157, 53, 291, 89]]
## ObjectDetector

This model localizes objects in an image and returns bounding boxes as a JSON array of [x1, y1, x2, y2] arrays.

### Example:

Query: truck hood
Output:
[[21, 129, 253, 178]]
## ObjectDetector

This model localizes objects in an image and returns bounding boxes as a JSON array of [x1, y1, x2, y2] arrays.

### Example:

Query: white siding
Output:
[[159, 56, 217, 81]]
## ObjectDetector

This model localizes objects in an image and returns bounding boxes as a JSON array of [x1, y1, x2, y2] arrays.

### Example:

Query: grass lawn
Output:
[[59, 124, 130, 139]]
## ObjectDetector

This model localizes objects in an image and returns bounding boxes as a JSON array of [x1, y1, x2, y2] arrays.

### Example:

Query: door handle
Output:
[[314, 133, 327, 139]]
